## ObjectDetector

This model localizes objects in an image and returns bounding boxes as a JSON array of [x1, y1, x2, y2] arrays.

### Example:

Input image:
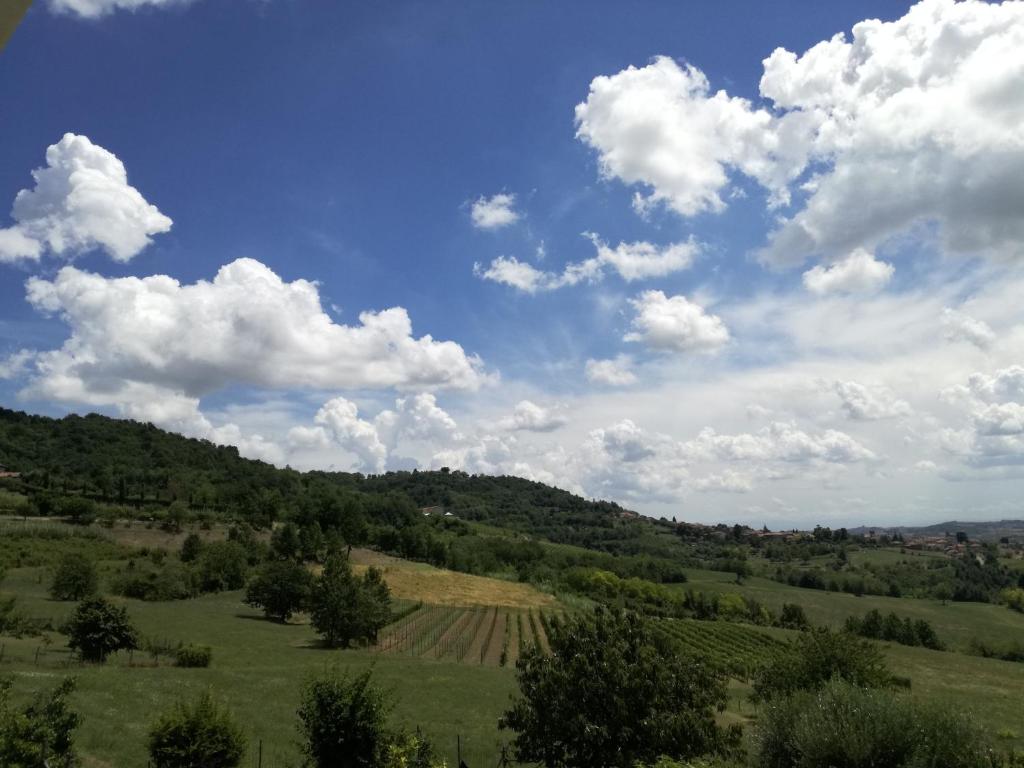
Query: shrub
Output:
[[196, 541, 248, 592], [179, 533, 203, 563], [49, 553, 98, 601], [174, 645, 212, 668], [309, 557, 390, 647], [59, 496, 96, 526], [64, 596, 139, 663], [297, 668, 391, 768], [753, 679, 989, 768], [148, 692, 246, 768]]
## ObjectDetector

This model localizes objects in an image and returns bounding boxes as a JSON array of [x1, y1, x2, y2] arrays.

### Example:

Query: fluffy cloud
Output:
[[684, 422, 877, 465], [832, 381, 911, 421], [48, 0, 191, 18], [942, 308, 996, 350], [939, 366, 1024, 468], [470, 193, 520, 230], [497, 400, 567, 433], [577, 1, 1024, 267], [475, 236, 697, 293], [302, 397, 389, 473], [23, 258, 485, 402], [0, 350, 34, 380], [802, 249, 894, 295], [624, 290, 729, 353], [585, 355, 637, 386], [0, 134, 171, 264]]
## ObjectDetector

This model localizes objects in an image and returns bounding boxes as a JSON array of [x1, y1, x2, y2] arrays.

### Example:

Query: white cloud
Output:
[[684, 422, 877, 465], [577, 1, 1024, 268], [475, 236, 697, 293], [308, 397, 389, 473], [802, 249, 894, 295], [0, 134, 171, 264], [624, 290, 730, 353], [23, 258, 485, 404], [0, 350, 35, 380], [497, 400, 567, 433], [48, 0, 192, 19], [942, 308, 996, 350], [470, 193, 520, 230], [374, 393, 463, 448], [832, 380, 911, 421], [585, 355, 637, 386]]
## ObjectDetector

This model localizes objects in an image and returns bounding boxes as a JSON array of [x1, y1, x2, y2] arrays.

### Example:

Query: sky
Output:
[[2, 0, 1024, 528]]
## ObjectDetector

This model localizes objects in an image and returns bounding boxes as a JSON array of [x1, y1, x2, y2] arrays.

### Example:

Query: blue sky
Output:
[[2, 0, 1024, 527]]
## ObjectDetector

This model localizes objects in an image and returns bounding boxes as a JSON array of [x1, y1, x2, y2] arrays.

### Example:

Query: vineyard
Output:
[[375, 604, 559, 666], [655, 618, 788, 679]]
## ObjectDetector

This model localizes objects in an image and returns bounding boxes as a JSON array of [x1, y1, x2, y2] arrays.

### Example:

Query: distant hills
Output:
[[850, 520, 1024, 541]]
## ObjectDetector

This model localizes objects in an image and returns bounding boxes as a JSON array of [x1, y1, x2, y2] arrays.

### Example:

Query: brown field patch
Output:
[[349, 548, 556, 609]]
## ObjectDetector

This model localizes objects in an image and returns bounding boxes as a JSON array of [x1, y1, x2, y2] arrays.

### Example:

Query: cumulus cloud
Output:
[[683, 422, 877, 465], [0, 350, 34, 380], [577, 1, 1024, 267], [301, 397, 389, 473], [470, 193, 520, 230], [940, 366, 1024, 468], [802, 249, 894, 295], [48, 0, 192, 18], [0, 134, 171, 264], [475, 236, 698, 293], [624, 290, 729, 353], [497, 400, 567, 433], [585, 355, 637, 386], [942, 308, 996, 350], [23, 258, 485, 404], [832, 380, 911, 421]]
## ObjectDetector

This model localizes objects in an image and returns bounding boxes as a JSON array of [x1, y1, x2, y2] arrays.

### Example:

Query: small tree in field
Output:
[[309, 556, 390, 647], [179, 532, 203, 563], [297, 668, 390, 768], [501, 607, 737, 768], [65, 597, 138, 663], [244, 559, 311, 622], [50, 553, 98, 601], [148, 691, 246, 768]]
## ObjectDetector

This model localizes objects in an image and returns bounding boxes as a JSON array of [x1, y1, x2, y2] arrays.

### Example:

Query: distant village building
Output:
[[0, 464, 20, 479]]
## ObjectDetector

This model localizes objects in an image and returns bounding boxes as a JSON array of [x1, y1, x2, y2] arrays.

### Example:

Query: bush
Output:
[[174, 645, 212, 668], [179, 533, 203, 563], [148, 692, 246, 768], [110, 561, 197, 601], [297, 668, 391, 768], [49, 553, 98, 601], [309, 557, 390, 647], [64, 596, 139, 663], [59, 496, 96, 525], [753, 679, 989, 768]]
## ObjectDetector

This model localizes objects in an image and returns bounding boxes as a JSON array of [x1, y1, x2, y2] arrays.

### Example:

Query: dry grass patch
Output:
[[350, 548, 556, 608]]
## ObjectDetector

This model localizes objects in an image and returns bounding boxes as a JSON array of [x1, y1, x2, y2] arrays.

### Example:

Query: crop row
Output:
[[656, 618, 787, 679], [375, 606, 559, 666]]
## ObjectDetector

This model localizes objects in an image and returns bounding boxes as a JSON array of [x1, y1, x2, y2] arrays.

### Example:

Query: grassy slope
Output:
[[680, 567, 1024, 650], [1, 566, 518, 768]]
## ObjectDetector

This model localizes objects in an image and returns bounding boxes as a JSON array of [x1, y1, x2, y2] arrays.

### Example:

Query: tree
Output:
[[271, 522, 301, 560], [64, 596, 139, 663], [752, 627, 892, 703], [777, 603, 809, 630], [0, 675, 80, 767], [196, 541, 249, 592], [49, 553, 98, 601], [309, 556, 391, 648], [179, 532, 203, 563], [296, 668, 391, 768], [59, 496, 96, 525], [244, 559, 312, 622], [500, 608, 737, 768], [148, 691, 246, 768]]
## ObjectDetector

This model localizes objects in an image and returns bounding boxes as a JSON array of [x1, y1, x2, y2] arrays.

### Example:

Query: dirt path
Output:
[[482, 609, 507, 666]]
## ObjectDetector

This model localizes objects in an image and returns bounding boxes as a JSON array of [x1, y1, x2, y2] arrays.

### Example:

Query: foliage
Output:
[[500, 607, 737, 767], [296, 668, 392, 768], [110, 559, 197, 601], [309, 556, 391, 647], [179, 533, 203, 563], [751, 628, 892, 703], [777, 603, 809, 630], [753, 679, 989, 768], [0, 675, 79, 768], [843, 609, 943, 650], [174, 644, 213, 668], [196, 541, 249, 592], [1002, 587, 1024, 613], [58, 495, 96, 525], [147, 691, 246, 768], [0, 595, 45, 638], [245, 559, 312, 622], [49, 553, 99, 601], [64, 596, 139, 662]]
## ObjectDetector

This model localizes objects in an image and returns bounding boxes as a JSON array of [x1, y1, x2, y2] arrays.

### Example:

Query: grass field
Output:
[[679, 567, 1024, 651]]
